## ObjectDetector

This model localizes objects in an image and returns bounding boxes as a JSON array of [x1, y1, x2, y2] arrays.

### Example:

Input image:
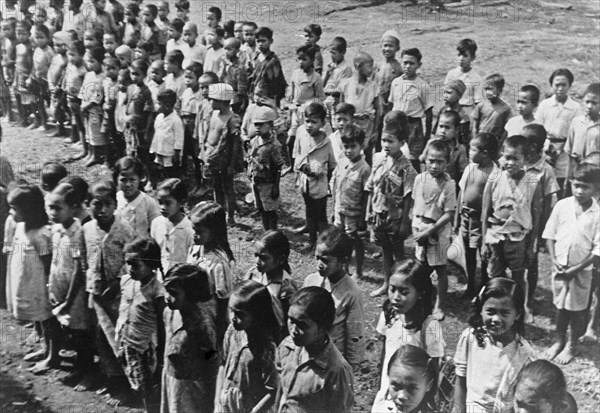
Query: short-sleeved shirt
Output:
[[117, 274, 165, 352], [366, 152, 417, 219], [204, 46, 225, 74], [276, 336, 354, 413], [202, 111, 242, 172], [180, 88, 203, 118], [140, 23, 161, 59], [412, 172, 457, 222], [389, 74, 433, 118], [103, 77, 119, 104], [32, 46, 55, 80], [444, 66, 484, 107], [322, 59, 353, 94], [565, 115, 600, 166], [188, 246, 233, 300], [331, 156, 371, 217], [180, 42, 207, 69], [150, 110, 185, 161], [293, 127, 337, 199], [164, 73, 187, 112], [504, 115, 540, 137], [471, 98, 512, 139], [374, 59, 402, 102], [146, 79, 166, 112], [289, 69, 325, 106], [125, 83, 153, 130], [454, 328, 534, 413], [116, 191, 161, 238], [218, 56, 248, 98], [79, 71, 105, 117], [303, 273, 365, 366], [339, 76, 379, 115], [62, 63, 87, 97], [247, 134, 285, 183], [150, 215, 194, 274], [525, 156, 559, 197]]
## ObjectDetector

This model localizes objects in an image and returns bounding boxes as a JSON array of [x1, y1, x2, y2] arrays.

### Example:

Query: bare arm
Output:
[[250, 392, 276, 413], [452, 376, 467, 413], [424, 107, 433, 141]]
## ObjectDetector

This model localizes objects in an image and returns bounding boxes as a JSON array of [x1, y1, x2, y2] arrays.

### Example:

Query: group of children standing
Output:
[[1, 1, 600, 413]]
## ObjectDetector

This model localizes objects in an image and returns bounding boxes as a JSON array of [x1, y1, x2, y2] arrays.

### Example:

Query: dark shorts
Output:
[[460, 210, 482, 249], [486, 238, 528, 277], [371, 213, 404, 245]]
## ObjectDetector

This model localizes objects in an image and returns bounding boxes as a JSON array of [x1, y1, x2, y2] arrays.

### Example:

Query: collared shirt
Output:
[[412, 172, 457, 222], [150, 110, 185, 159], [180, 87, 203, 117], [202, 111, 242, 171], [444, 66, 484, 106], [565, 114, 600, 166], [389, 74, 433, 118], [303, 273, 366, 366], [322, 59, 353, 94], [471, 98, 512, 139], [374, 59, 403, 102], [249, 50, 285, 102], [79, 71, 105, 116], [164, 73, 187, 113], [525, 156, 559, 197], [166, 38, 184, 54], [116, 191, 161, 238], [289, 69, 325, 106], [146, 79, 166, 112], [140, 23, 161, 59], [62, 63, 87, 97], [32, 46, 55, 80], [187, 246, 233, 300], [366, 152, 417, 219], [239, 42, 256, 74], [180, 41, 207, 70], [331, 155, 371, 217], [204, 46, 225, 74], [79, 10, 118, 36], [218, 55, 248, 98], [276, 336, 354, 413], [247, 134, 284, 183], [47, 53, 67, 90], [504, 115, 540, 137], [339, 76, 379, 115], [293, 126, 337, 199], [150, 215, 194, 274], [155, 17, 169, 45]]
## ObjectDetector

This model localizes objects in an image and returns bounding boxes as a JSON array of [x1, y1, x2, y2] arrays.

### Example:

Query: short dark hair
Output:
[[156, 178, 187, 203], [504, 134, 529, 156], [69, 40, 86, 56], [157, 88, 177, 107], [549, 68, 574, 86], [223, 20, 235, 37], [126, 2, 140, 15], [341, 129, 365, 147], [572, 163, 600, 184], [165, 49, 184, 66], [243, 21, 258, 30], [485, 73, 505, 92], [427, 139, 451, 161], [457, 38, 477, 58], [401, 47, 422, 62], [304, 23, 322, 37], [334, 102, 355, 117], [440, 109, 460, 128], [584, 82, 600, 97], [169, 18, 185, 33], [144, 4, 158, 18], [113, 156, 148, 184], [51, 183, 80, 208], [175, 0, 190, 12], [41, 161, 68, 191], [208, 6, 222, 20], [136, 39, 153, 53], [103, 29, 119, 41], [304, 102, 327, 121], [256, 26, 273, 40], [124, 237, 162, 272], [520, 84, 540, 105], [200, 71, 219, 84], [296, 44, 317, 61], [330, 36, 347, 54], [521, 124, 547, 153], [89, 180, 117, 203], [290, 287, 336, 332], [185, 61, 204, 79], [472, 132, 500, 160], [164, 264, 212, 303], [316, 226, 354, 261], [59, 175, 89, 205], [33, 24, 50, 40]]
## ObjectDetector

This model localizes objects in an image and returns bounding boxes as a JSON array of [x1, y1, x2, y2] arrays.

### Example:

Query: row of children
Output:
[[0, 154, 584, 412]]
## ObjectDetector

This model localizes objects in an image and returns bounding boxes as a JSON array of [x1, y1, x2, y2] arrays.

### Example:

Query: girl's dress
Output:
[[7, 222, 52, 322], [161, 304, 219, 413], [216, 325, 279, 413], [371, 309, 445, 413], [454, 328, 534, 413]]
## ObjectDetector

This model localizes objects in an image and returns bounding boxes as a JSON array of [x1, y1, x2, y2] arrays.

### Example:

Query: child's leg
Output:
[[464, 246, 478, 295], [267, 211, 278, 230], [544, 308, 569, 360], [433, 264, 448, 316], [302, 194, 318, 247], [353, 233, 365, 279], [212, 170, 226, 209], [15, 93, 27, 126], [224, 173, 236, 224], [555, 309, 587, 364], [371, 228, 399, 297], [28, 317, 61, 374], [582, 274, 600, 343], [527, 250, 539, 305]]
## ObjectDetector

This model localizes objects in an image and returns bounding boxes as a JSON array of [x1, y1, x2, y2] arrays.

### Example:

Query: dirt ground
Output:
[[1, 0, 599, 412]]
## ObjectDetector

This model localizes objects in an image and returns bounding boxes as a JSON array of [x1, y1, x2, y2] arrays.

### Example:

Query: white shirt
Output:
[[504, 115, 540, 137], [150, 111, 184, 158], [180, 42, 207, 70], [116, 191, 161, 238], [445, 66, 484, 107], [150, 215, 194, 275]]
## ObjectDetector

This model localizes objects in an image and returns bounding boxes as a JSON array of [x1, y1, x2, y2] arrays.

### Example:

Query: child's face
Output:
[[133, 47, 146, 61], [436, 116, 456, 141], [243, 26, 255, 46], [94, 0, 107, 12], [516, 91, 536, 117], [381, 39, 399, 60], [104, 62, 119, 80], [388, 363, 433, 413], [117, 53, 131, 69], [469, 139, 486, 164], [191, 221, 211, 245], [234, 23, 244, 40], [118, 74, 129, 91], [381, 134, 403, 157], [253, 121, 271, 138], [458, 50, 474, 70], [126, 256, 154, 282], [304, 31, 318, 46], [156, 98, 174, 116], [117, 168, 141, 198], [165, 286, 185, 310], [34, 10, 46, 24], [84, 52, 101, 72], [343, 141, 362, 162], [168, 27, 181, 40], [256, 35, 272, 54], [176, 7, 188, 21], [129, 65, 145, 85], [551, 75, 571, 101], [357, 60, 374, 77], [255, 246, 279, 274], [33, 31, 49, 48], [443, 86, 461, 105], [125, 9, 136, 23], [229, 295, 254, 331], [16, 27, 28, 42], [401, 54, 420, 78], [89, 194, 116, 225], [206, 12, 218, 28], [571, 179, 595, 206], [157, 2, 169, 19], [149, 64, 164, 83], [304, 115, 325, 136], [583, 92, 600, 119], [287, 304, 323, 347], [164, 59, 177, 74], [103, 34, 117, 54], [45, 194, 75, 226], [329, 46, 343, 64], [182, 28, 197, 45], [502, 144, 525, 177], [334, 113, 352, 132], [315, 244, 344, 279], [297, 51, 313, 72], [83, 32, 98, 49], [388, 273, 419, 314], [2, 23, 15, 39], [480, 296, 520, 341], [157, 189, 180, 220], [514, 380, 554, 413], [199, 76, 213, 99], [142, 7, 154, 24], [483, 83, 500, 101], [426, 148, 448, 177], [224, 41, 238, 59], [67, 50, 83, 65], [184, 70, 199, 89], [53, 40, 66, 55]]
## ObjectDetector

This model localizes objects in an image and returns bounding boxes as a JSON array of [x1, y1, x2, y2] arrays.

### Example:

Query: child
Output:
[[389, 48, 433, 171], [328, 102, 365, 162], [245, 230, 298, 338], [276, 287, 354, 412], [373, 30, 402, 129], [114, 68, 131, 159], [371, 261, 444, 413], [174, 0, 190, 22], [444, 38, 483, 115], [180, 62, 204, 187], [453, 278, 534, 413], [366, 111, 417, 297], [287, 44, 325, 168], [103, 30, 119, 58], [456, 132, 501, 297], [114, 156, 160, 238], [155, 1, 170, 57], [536, 68, 581, 193], [84, 0, 118, 35], [204, 26, 225, 74], [194, 71, 219, 160], [566, 83, 600, 174], [233, 21, 244, 42], [505, 84, 541, 137], [303, 23, 323, 74], [218, 37, 248, 115], [412, 139, 457, 319], [429, 109, 468, 185], [63, 40, 88, 155], [140, 4, 161, 60], [202, 6, 222, 42], [322, 36, 353, 120], [471, 73, 512, 142], [6, 184, 60, 374], [180, 22, 206, 69], [80, 47, 107, 167], [30, 24, 54, 131], [46, 31, 69, 137], [303, 227, 366, 367], [13, 20, 35, 128], [542, 163, 600, 364], [330, 127, 371, 278], [201, 83, 242, 225], [150, 89, 184, 185], [117, 238, 166, 412], [162, 264, 218, 412], [339, 52, 380, 165], [60, 175, 91, 225], [514, 359, 578, 413], [101, 56, 120, 165], [248, 26, 287, 107], [107, 0, 125, 28], [115, 44, 133, 69], [40, 161, 68, 193], [123, 2, 141, 48], [434, 79, 471, 145], [134, 40, 153, 64], [1, 19, 17, 124], [82, 28, 103, 50], [215, 280, 280, 413], [293, 103, 336, 249], [163, 49, 187, 113], [166, 18, 185, 53], [150, 178, 194, 273], [62, 0, 83, 35], [124, 59, 153, 162], [240, 21, 257, 75], [247, 106, 284, 230], [482, 134, 542, 321]]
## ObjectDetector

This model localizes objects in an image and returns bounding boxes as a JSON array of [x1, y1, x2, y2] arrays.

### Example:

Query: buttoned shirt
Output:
[[374, 59, 402, 101], [525, 156, 559, 197], [180, 87, 203, 117], [247, 134, 284, 183], [339, 76, 378, 115], [331, 156, 371, 217], [412, 172, 457, 222], [204, 46, 225, 74], [444, 66, 484, 106], [322, 59, 353, 94], [116, 191, 161, 238], [565, 115, 600, 166], [180, 41, 207, 69], [150, 110, 185, 159], [150, 215, 194, 274], [289, 69, 325, 106], [293, 127, 336, 199], [218, 55, 248, 98], [389, 74, 433, 118]]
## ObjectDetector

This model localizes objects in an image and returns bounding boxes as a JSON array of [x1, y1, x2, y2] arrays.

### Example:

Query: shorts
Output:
[[85, 111, 107, 146], [253, 182, 279, 212], [485, 238, 528, 277], [413, 217, 451, 266], [371, 212, 404, 245], [460, 209, 482, 249], [334, 211, 361, 236], [119, 344, 157, 391], [288, 107, 304, 137]]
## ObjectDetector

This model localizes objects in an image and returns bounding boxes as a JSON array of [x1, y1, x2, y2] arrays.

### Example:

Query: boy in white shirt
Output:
[[150, 89, 184, 184]]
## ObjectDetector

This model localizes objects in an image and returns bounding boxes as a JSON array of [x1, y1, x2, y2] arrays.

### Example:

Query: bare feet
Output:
[[27, 358, 59, 375], [542, 342, 565, 360], [524, 307, 534, 324], [74, 374, 96, 392], [579, 329, 598, 345], [554, 344, 576, 365], [106, 391, 132, 407], [23, 348, 46, 362], [370, 284, 388, 297], [431, 308, 446, 321]]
